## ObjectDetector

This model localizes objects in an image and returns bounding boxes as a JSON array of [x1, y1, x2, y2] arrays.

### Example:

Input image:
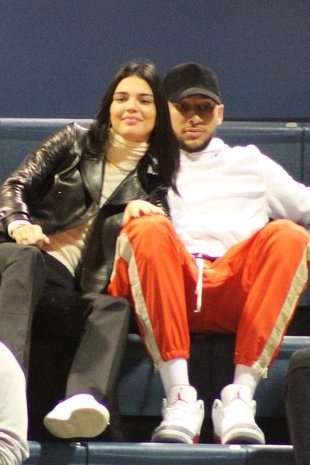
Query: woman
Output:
[[0, 60, 180, 440]]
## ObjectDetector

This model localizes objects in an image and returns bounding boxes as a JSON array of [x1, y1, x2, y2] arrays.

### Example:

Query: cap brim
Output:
[[169, 87, 221, 105]]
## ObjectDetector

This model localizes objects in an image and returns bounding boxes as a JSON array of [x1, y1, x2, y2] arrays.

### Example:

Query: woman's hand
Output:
[[123, 200, 166, 226], [12, 224, 50, 249]]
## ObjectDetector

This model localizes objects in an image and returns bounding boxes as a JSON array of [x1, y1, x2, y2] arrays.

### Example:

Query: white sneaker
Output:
[[151, 385, 205, 444], [44, 394, 110, 438], [212, 384, 265, 445]]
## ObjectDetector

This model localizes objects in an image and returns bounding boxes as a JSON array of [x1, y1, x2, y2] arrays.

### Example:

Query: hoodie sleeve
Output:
[[258, 150, 310, 226]]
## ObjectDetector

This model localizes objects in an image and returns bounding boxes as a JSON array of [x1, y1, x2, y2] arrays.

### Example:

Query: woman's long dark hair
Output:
[[89, 60, 180, 193]]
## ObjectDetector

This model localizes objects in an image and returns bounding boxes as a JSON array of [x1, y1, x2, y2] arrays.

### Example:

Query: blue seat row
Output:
[[25, 441, 295, 465], [0, 118, 308, 183]]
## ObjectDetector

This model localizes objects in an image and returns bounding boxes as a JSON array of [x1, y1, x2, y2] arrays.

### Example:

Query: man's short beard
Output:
[[178, 137, 213, 153]]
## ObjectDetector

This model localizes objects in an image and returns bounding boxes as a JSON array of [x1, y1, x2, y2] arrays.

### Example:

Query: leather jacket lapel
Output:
[[105, 170, 144, 205], [80, 154, 104, 204]]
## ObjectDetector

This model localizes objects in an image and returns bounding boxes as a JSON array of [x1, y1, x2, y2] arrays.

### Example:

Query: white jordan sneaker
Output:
[[212, 384, 265, 445], [151, 385, 205, 444]]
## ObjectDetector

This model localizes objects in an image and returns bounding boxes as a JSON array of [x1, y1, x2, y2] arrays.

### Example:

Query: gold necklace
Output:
[[106, 158, 130, 174]]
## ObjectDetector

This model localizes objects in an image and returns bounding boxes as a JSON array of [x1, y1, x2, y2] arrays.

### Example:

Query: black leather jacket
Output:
[[0, 123, 169, 291]]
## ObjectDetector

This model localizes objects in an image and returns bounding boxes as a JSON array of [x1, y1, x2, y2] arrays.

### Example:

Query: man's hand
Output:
[[12, 224, 50, 249], [123, 200, 166, 226]]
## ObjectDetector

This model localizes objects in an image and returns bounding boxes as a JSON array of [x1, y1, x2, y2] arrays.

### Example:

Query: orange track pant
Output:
[[108, 216, 310, 376]]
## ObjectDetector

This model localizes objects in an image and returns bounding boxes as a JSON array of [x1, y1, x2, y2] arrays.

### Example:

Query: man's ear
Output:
[[217, 104, 225, 125]]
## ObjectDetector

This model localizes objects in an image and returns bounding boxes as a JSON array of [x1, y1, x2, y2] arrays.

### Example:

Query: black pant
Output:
[[31, 252, 130, 402], [0, 243, 130, 440], [28, 253, 130, 440], [0, 242, 46, 372], [285, 347, 310, 465]]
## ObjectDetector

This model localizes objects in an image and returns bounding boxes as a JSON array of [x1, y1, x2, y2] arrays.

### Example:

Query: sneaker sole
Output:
[[219, 424, 265, 445], [151, 426, 199, 444], [44, 407, 110, 438]]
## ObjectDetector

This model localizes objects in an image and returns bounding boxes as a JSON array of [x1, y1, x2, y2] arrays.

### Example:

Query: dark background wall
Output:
[[1, 0, 310, 121]]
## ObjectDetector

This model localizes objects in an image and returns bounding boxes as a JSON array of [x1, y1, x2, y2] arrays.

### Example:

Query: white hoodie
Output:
[[168, 137, 310, 257]]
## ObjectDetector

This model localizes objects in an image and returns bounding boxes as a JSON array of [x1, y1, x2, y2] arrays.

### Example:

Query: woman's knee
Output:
[[0, 242, 45, 272], [17, 245, 46, 276]]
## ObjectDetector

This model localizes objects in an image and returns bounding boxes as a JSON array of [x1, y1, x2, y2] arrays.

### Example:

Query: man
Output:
[[0, 342, 29, 465], [108, 62, 310, 445]]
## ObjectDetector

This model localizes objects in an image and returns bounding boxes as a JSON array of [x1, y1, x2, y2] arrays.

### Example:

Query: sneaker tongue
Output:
[[168, 385, 197, 405], [221, 384, 252, 405]]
